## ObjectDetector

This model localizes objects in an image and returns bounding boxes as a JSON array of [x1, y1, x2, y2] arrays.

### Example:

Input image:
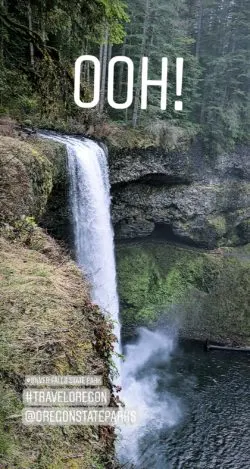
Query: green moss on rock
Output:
[[117, 242, 250, 345], [0, 136, 67, 225], [207, 215, 227, 237], [117, 243, 203, 336]]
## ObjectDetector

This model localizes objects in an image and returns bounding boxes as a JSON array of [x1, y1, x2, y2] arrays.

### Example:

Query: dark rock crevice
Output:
[[39, 178, 73, 249], [149, 222, 198, 246]]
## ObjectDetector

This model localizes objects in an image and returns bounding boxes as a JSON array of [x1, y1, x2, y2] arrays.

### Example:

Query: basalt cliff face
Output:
[[109, 141, 250, 248]]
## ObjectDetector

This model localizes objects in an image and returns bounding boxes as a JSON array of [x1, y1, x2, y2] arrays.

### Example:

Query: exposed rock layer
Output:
[[110, 143, 250, 248]]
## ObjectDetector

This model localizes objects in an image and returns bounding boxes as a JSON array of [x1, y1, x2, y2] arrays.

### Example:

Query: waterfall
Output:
[[40, 133, 180, 467], [40, 134, 120, 359]]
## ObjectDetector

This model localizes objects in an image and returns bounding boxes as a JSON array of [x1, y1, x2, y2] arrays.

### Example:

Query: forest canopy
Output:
[[0, 0, 249, 153]]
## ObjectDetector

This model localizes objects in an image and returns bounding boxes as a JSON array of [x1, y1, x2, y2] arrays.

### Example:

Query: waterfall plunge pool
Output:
[[119, 334, 250, 468]]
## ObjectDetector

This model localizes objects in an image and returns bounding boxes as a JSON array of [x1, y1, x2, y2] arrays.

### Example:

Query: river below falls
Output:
[[120, 338, 250, 469]]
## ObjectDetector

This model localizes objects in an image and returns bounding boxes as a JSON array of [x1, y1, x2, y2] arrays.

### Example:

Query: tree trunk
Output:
[[27, 0, 34, 66], [108, 43, 112, 63], [0, 0, 4, 63], [196, 0, 203, 59], [99, 43, 104, 68], [99, 27, 109, 114], [117, 40, 126, 98], [41, 17, 46, 43], [132, 0, 150, 127], [98, 44, 104, 112]]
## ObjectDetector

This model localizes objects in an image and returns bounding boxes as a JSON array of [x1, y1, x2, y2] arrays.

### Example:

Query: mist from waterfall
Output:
[[118, 328, 182, 466]]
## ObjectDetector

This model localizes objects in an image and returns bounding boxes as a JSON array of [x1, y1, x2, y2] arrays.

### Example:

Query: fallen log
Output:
[[205, 340, 250, 353]]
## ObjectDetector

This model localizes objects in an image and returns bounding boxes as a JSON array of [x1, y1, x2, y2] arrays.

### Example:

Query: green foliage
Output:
[[117, 243, 250, 343], [0, 67, 39, 119], [113, 0, 249, 152], [185, 255, 250, 344], [0, 0, 128, 124], [117, 244, 204, 334], [0, 0, 249, 151], [13, 215, 36, 235], [194, 0, 250, 153], [97, 0, 129, 43], [207, 215, 227, 238]]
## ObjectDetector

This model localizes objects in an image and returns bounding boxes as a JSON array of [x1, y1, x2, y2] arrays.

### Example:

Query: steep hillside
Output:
[[0, 134, 117, 468]]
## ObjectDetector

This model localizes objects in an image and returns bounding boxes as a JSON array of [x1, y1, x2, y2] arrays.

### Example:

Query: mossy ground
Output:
[[106, 121, 198, 151], [116, 242, 250, 345], [0, 227, 118, 468]]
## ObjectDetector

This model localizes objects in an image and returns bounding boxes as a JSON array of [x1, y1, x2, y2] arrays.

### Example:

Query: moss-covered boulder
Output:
[[0, 135, 67, 224], [116, 242, 250, 345]]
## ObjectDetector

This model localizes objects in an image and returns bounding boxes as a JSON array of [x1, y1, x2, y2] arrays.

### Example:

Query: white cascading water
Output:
[[40, 134, 120, 361]]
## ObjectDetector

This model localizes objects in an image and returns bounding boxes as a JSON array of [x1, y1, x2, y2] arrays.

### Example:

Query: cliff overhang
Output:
[[109, 141, 250, 249]]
